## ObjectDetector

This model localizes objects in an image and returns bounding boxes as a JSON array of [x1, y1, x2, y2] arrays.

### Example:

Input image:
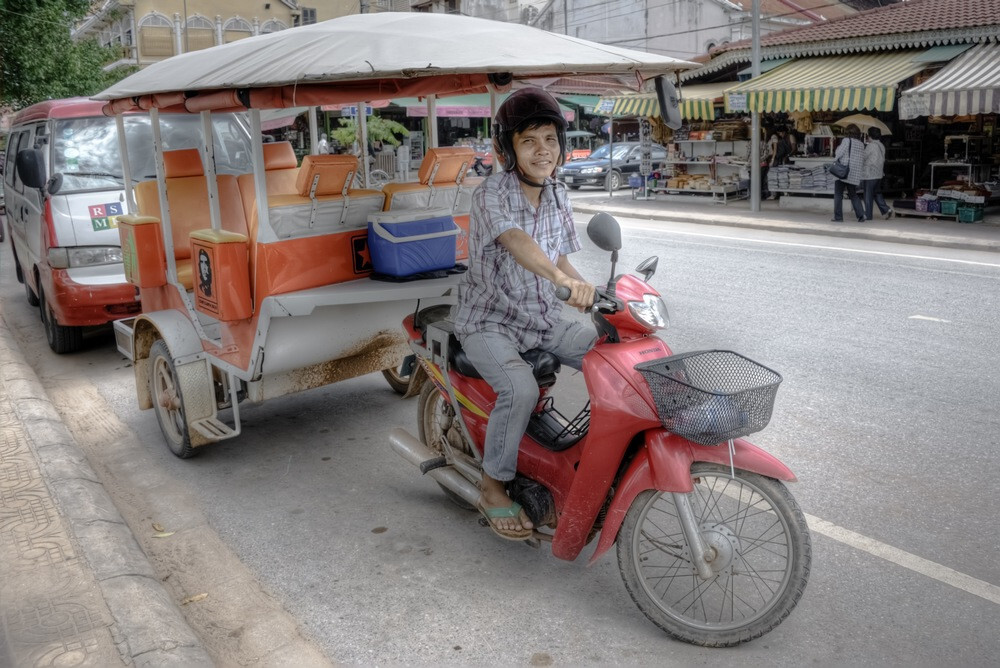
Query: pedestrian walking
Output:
[[862, 127, 894, 220], [831, 124, 866, 222]]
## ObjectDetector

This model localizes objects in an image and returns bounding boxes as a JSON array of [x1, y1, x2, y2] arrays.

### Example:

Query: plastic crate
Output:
[[957, 204, 984, 223], [635, 350, 782, 445], [367, 209, 460, 277], [628, 174, 644, 189], [939, 199, 959, 215]]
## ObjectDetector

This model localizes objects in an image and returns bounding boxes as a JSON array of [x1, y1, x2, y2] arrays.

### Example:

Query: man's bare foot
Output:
[[478, 474, 533, 540]]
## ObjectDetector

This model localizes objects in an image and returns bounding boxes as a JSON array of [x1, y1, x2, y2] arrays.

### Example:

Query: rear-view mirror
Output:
[[16, 148, 46, 190], [587, 212, 622, 252], [655, 77, 683, 130]]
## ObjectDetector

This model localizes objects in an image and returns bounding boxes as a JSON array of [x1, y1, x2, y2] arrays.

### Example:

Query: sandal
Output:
[[476, 499, 533, 541]]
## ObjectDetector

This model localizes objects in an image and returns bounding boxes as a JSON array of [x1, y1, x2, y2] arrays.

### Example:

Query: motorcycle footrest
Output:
[[419, 456, 448, 475]]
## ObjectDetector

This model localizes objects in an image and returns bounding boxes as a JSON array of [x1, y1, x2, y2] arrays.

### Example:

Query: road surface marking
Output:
[[805, 513, 1000, 606], [611, 222, 1000, 269], [908, 315, 951, 323]]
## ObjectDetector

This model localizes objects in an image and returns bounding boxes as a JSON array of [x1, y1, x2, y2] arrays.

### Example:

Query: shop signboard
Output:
[[727, 92, 748, 113]]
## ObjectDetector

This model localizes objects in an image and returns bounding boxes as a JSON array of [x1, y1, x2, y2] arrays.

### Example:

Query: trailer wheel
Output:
[[149, 339, 196, 458]]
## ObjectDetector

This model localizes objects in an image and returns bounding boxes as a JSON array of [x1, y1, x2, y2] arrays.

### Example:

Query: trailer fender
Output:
[[131, 310, 204, 411]]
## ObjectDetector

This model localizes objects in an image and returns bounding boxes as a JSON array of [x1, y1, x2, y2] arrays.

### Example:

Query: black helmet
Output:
[[492, 88, 567, 173]]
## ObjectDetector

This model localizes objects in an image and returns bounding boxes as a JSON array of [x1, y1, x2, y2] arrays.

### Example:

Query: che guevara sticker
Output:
[[88, 202, 123, 231]]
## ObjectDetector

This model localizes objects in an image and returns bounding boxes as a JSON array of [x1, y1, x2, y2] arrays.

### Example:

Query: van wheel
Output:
[[22, 264, 39, 306], [149, 339, 196, 459], [25, 279, 40, 307], [12, 251, 26, 284], [39, 286, 82, 354]]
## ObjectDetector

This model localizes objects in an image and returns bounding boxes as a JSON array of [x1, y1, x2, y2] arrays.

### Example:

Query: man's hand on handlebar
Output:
[[555, 278, 596, 312]]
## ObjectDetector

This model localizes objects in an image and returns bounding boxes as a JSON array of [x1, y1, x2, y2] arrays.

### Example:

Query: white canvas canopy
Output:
[[94, 13, 695, 113]]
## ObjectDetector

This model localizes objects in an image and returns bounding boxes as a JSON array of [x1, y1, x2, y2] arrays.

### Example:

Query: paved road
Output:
[[4, 215, 999, 665]]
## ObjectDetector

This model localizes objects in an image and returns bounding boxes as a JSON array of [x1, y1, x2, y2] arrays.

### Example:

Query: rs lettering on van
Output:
[[89, 202, 123, 231]]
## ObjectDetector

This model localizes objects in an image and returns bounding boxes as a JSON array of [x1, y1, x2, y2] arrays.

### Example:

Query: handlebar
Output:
[[555, 285, 617, 312]]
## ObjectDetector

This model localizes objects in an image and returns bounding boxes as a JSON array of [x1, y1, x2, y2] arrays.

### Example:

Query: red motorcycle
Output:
[[390, 213, 811, 646]]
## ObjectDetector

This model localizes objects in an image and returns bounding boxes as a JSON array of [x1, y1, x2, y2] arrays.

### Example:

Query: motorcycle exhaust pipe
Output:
[[389, 428, 480, 507]]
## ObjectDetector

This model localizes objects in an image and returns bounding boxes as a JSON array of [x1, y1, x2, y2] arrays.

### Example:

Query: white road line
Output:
[[611, 222, 1000, 268], [908, 315, 952, 323], [805, 513, 1000, 606]]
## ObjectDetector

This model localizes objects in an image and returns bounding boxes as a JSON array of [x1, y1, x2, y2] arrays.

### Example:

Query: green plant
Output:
[[331, 115, 409, 149]]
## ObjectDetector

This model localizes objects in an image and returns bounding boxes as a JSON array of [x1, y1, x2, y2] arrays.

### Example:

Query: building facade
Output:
[[72, 1, 361, 69]]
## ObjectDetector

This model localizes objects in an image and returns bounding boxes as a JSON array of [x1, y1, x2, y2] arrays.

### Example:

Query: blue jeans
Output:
[[833, 179, 865, 221], [460, 321, 596, 481], [863, 178, 891, 219]]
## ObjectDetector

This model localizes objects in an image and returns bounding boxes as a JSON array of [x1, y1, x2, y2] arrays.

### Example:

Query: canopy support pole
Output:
[[358, 101, 370, 188], [115, 114, 136, 214], [249, 109, 271, 245], [427, 95, 438, 149], [308, 107, 320, 155], [200, 110, 223, 232], [150, 108, 178, 285]]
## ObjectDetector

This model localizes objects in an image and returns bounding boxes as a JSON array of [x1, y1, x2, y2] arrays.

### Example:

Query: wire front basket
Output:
[[635, 350, 782, 446]]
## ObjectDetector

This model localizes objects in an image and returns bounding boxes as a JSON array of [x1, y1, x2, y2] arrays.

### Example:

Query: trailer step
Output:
[[191, 416, 238, 440]]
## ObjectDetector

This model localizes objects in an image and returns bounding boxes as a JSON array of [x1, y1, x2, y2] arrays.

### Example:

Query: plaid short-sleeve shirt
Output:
[[453, 169, 581, 351]]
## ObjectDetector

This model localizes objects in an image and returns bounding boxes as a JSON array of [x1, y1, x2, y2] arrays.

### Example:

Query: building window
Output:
[[186, 15, 215, 51], [224, 17, 252, 43], [139, 13, 174, 58], [261, 19, 287, 34], [294, 8, 317, 27]]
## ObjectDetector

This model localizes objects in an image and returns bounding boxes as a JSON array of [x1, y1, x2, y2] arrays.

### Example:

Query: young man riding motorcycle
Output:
[[452, 88, 596, 540]]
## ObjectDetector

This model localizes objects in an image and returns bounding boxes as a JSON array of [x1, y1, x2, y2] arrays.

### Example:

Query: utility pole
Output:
[[750, 0, 761, 212]]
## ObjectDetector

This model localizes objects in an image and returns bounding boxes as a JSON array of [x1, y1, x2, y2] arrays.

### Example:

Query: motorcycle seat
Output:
[[415, 305, 560, 387], [451, 346, 560, 388]]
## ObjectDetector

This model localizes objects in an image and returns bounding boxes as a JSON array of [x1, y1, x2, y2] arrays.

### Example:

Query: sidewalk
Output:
[[568, 190, 1000, 253], [0, 319, 212, 666], [1, 195, 997, 667]]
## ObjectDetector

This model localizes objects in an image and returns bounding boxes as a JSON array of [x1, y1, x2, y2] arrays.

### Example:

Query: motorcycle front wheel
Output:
[[617, 462, 811, 646]]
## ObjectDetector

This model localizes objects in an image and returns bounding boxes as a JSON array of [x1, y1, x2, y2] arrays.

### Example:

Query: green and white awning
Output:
[[597, 83, 733, 121], [724, 50, 928, 113]]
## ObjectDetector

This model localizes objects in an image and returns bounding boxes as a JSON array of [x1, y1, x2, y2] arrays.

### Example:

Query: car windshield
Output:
[[51, 114, 252, 193], [587, 144, 633, 161]]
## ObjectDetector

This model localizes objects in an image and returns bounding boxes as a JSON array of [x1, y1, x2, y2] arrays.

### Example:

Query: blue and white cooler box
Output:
[[367, 208, 460, 277]]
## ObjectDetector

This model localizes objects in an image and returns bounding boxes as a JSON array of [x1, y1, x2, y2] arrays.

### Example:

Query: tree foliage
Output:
[[0, 0, 133, 109], [332, 115, 410, 149]]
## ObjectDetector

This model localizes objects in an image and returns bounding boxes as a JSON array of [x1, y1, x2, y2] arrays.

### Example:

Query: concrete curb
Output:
[[0, 316, 213, 667], [571, 202, 1000, 254]]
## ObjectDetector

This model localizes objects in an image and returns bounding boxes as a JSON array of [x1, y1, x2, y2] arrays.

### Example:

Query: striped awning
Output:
[[898, 42, 1000, 119], [599, 93, 659, 118], [724, 50, 928, 113], [598, 83, 732, 121]]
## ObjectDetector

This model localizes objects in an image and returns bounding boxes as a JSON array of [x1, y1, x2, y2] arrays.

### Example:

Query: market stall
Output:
[[898, 41, 1000, 218], [596, 83, 752, 202]]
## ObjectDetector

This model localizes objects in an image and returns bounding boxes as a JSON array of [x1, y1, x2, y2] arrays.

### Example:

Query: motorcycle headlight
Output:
[[627, 294, 669, 331], [48, 246, 123, 269]]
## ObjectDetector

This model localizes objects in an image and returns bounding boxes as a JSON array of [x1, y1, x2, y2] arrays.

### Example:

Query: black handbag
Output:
[[828, 159, 849, 179]]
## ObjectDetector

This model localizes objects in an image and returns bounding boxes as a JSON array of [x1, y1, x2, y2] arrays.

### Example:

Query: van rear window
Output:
[[52, 114, 252, 193]]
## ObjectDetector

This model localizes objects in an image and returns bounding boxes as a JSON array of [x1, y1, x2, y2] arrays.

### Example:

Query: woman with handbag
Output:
[[831, 124, 866, 222]]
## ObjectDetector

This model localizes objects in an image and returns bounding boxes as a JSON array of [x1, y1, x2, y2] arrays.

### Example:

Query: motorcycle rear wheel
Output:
[[617, 462, 811, 646], [416, 379, 476, 510]]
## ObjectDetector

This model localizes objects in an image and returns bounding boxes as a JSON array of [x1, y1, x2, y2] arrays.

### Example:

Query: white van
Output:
[[4, 97, 252, 352]]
